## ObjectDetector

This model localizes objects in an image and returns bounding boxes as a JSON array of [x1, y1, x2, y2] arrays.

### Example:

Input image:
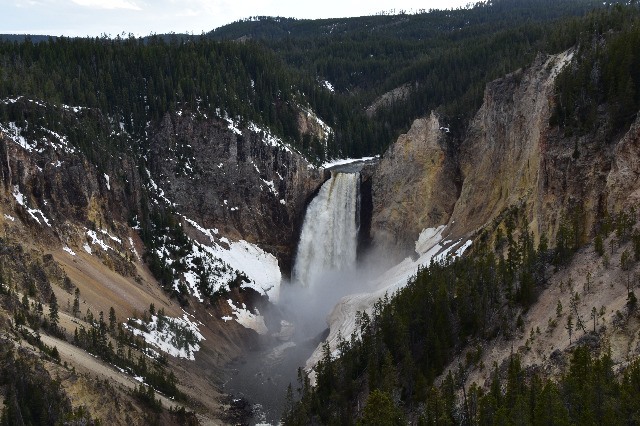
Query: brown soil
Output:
[[441, 229, 640, 390]]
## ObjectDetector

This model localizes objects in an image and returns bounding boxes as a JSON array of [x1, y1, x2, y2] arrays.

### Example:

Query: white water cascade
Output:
[[293, 172, 360, 288]]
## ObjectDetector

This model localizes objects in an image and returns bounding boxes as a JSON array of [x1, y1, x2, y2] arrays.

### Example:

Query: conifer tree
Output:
[[49, 292, 59, 331]]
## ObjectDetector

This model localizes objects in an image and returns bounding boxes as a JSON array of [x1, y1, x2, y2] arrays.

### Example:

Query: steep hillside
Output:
[[147, 110, 326, 274], [0, 96, 325, 423], [287, 4, 640, 423]]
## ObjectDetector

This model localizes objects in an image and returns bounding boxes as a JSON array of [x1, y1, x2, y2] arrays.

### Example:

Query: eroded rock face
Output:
[[606, 115, 640, 212], [0, 103, 327, 279], [450, 50, 640, 243], [370, 112, 458, 260], [447, 53, 564, 240], [369, 50, 640, 255], [0, 124, 140, 249], [148, 112, 327, 274]]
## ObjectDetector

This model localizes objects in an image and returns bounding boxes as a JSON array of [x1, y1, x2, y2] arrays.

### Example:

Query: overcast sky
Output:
[[2, 0, 472, 38]]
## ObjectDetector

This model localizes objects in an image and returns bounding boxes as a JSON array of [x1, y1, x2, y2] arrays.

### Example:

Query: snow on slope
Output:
[[180, 216, 281, 303], [125, 311, 204, 360], [1, 98, 77, 154], [321, 156, 379, 169], [225, 299, 268, 335], [214, 238, 281, 302], [12, 185, 52, 226]]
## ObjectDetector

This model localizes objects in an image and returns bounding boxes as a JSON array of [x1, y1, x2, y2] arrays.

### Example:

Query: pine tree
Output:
[[49, 292, 59, 331], [566, 314, 573, 344], [109, 307, 117, 332], [358, 389, 406, 426], [72, 288, 80, 317]]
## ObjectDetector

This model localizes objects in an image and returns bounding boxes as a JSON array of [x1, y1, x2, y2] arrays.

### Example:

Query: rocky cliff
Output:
[[369, 112, 459, 260], [148, 111, 327, 274], [370, 49, 640, 255], [0, 98, 327, 424], [448, 52, 573, 241]]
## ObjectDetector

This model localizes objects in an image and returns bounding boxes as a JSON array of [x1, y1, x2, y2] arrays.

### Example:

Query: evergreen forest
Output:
[[0, 0, 635, 161], [283, 204, 640, 424]]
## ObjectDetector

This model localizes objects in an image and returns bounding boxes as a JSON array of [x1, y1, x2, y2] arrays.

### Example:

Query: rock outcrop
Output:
[[370, 50, 640, 253], [448, 52, 571, 241], [0, 104, 141, 254], [370, 112, 459, 260], [606, 114, 640, 212], [0, 100, 328, 424], [148, 112, 327, 274]]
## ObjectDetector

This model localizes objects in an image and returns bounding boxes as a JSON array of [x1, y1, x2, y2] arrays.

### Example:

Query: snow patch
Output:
[[223, 114, 243, 135], [214, 239, 281, 302], [226, 299, 268, 335], [321, 80, 335, 92], [322, 156, 379, 169], [129, 237, 141, 261], [261, 179, 278, 196], [104, 173, 110, 190], [63, 246, 76, 256], [86, 229, 112, 252], [144, 168, 175, 206], [99, 228, 121, 244], [455, 240, 473, 257], [12, 186, 51, 226], [125, 312, 204, 360], [248, 122, 295, 155], [0, 122, 35, 152]]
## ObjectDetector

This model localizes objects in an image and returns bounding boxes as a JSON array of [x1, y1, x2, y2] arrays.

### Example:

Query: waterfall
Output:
[[293, 172, 360, 288]]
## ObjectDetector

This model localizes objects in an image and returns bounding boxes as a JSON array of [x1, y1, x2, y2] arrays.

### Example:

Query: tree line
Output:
[[283, 202, 639, 424]]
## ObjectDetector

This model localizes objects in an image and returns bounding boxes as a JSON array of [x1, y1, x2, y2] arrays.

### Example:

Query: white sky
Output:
[[2, 0, 472, 38]]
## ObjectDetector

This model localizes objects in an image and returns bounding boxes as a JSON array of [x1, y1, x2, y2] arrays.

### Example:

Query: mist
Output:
[[277, 247, 399, 340], [225, 167, 401, 424]]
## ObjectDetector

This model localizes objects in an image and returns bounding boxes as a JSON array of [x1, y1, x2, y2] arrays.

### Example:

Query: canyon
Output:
[[1, 11, 640, 424]]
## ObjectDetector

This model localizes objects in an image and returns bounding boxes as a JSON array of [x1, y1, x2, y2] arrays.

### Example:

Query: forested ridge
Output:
[[211, 0, 628, 142], [0, 0, 631, 161], [0, 36, 307, 156], [283, 202, 640, 424], [279, 2, 640, 416]]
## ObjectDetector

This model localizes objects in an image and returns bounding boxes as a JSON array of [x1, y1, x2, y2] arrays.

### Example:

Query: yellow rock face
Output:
[[370, 112, 458, 259]]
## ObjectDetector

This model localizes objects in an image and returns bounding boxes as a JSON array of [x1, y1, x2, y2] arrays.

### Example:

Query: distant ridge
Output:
[[0, 34, 56, 43]]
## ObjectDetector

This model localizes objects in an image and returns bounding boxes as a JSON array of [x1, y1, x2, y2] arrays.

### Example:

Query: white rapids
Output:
[[292, 172, 360, 288]]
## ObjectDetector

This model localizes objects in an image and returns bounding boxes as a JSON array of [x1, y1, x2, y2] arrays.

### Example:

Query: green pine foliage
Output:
[[283, 221, 550, 424], [214, 0, 626, 147], [0, 35, 311, 155], [0, 339, 73, 424], [70, 307, 185, 401], [462, 347, 639, 425], [551, 4, 640, 138], [0, 0, 630, 162]]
